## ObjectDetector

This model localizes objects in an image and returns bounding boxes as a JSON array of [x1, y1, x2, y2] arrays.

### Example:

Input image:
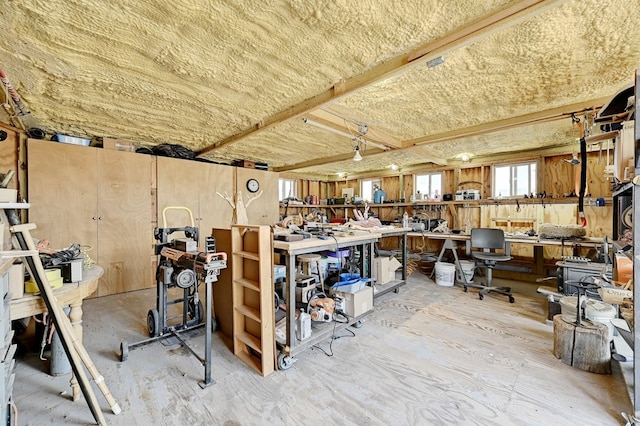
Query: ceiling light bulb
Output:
[[390, 164, 398, 171], [353, 146, 363, 161], [461, 154, 470, 162]]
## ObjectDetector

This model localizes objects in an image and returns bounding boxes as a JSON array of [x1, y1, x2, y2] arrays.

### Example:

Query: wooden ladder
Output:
[[4, 208, 119, 425]]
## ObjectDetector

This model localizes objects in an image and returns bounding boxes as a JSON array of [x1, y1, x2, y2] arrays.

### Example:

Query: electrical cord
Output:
[[40, 243, 82, 269], [312, 321, 356, 357]]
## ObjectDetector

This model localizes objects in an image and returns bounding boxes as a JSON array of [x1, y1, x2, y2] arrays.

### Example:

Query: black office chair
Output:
[[470, 228, 514, 303]]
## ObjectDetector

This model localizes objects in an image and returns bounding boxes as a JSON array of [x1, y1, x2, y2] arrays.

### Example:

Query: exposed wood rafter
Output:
[[408, 98, 608, 147], [197, 0, 568, 159], [274, 99, 605, 173]]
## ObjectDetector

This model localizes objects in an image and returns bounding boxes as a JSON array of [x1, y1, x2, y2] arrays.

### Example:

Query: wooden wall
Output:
[[308, 150, 612, 205], [0, 123, 23, 193]]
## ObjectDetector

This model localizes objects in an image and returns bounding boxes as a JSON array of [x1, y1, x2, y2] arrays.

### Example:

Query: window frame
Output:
[[278, 178, 297, 201], [414, 172, 443, 200], [492, 161, 538, 198], [361, 178, 381, 202]]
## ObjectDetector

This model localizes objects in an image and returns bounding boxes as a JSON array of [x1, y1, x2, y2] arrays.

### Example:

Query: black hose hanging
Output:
[[578, 135, 587, 226]]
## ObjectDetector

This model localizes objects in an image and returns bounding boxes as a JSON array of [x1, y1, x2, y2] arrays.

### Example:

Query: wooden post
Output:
[[553, 315, 611, 374]]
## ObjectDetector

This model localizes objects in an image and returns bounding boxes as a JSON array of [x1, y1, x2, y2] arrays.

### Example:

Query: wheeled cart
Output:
[[273, 232, 380, 370]]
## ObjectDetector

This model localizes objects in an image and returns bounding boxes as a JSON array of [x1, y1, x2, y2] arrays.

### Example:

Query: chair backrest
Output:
[[471, 228, 505, 250]]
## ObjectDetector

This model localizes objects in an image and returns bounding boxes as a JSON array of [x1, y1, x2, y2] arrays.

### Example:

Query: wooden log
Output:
[[553, 315, 611, 374]]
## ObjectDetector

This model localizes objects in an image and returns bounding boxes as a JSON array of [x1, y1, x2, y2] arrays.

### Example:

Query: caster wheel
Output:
[[120, 341, 128, 362], [352, 320, 364, 329], [479, 294, 484, 300], [464, 287, 468, 293], [277, 353, 294, 370], [147, 309, 159, 337], [394, 288, 400, 294], [509, 296, 515, 303], [188, 300, 204, 324]]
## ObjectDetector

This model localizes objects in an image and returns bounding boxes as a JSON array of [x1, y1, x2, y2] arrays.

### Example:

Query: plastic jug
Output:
[[374, 189, 386, 204], [296, 311, 311, 341]]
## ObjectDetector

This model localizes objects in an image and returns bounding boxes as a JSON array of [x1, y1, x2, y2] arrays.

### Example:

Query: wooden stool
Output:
[[297, 254, 324, 292]]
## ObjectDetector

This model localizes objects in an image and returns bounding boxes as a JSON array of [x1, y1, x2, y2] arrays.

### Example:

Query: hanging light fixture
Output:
[[302, 117, 389, 150], [353, 145, 363, 161]]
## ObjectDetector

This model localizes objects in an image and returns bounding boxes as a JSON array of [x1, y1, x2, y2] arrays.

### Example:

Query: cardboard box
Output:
[[9, 263, 25, 299], [338, 286, 373, 317], [0, 189, 17, 203], [374, 256, 401, 285]]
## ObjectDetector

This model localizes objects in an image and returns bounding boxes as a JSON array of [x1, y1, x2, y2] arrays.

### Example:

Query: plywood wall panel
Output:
[[442, 170, 455, 195], [381, 176, 399, 200], [544, 151, 612, 198], [458, 167, 484, 195], [404, 173, 413, 199], [583, 205, 613, 238]]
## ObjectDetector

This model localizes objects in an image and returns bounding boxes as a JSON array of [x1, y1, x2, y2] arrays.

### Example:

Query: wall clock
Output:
[[246, 178, 260, 193]]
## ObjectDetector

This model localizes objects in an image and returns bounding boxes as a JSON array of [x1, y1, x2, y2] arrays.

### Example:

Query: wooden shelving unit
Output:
[[231, 225, 275, 376]]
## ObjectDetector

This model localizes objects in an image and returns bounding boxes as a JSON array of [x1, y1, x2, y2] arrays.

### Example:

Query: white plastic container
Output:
[[435, 262, 456, 287], [585, 299, 617, 342], [296, 311, 311, 341], [456, 260, 475, 283]]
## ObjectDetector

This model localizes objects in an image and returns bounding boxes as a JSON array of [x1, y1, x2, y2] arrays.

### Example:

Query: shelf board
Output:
[[585, 130, 619, 145], [234, 304, 261, 323], [233, 277, 260, 292], [233, 250, 260, 261], [235, 349, 263, 374], [280, 198, 615, 209], [235, 331, 262, 354], [492, 217, 536, 222]]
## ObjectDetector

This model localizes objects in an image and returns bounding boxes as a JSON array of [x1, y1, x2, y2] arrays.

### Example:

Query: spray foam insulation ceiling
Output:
[[1, 0, 639, 180]]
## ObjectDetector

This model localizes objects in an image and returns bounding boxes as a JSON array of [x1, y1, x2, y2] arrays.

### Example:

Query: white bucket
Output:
[[456, 260, 475, 283], [435, 262, 456, 287], [585, 299, 617, 342]]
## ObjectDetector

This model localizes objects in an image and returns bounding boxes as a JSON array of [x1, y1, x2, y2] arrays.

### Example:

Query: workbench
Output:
[[11, 265, 103, 400], [273, 232, 380, 368], [408, 231, 604, 275]]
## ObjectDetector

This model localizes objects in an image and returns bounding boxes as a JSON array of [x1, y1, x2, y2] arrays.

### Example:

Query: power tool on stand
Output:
[[120, 207, 227, 388]]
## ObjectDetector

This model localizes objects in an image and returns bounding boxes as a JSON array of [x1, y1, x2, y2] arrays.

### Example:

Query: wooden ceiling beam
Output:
[[406, 98, 609, 148], [273, 148, 386, 173], [274, 98, 606, 173], [197, 0, 567, 157]]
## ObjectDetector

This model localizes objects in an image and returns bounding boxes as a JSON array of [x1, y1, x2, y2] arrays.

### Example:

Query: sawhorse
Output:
[[430, 238, 480, 291]]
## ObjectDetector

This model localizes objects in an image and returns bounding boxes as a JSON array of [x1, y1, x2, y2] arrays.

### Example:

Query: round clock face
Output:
[[246, 178, 260, 193]]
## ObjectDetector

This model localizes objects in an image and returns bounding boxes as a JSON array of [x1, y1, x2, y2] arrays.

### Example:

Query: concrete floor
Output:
[[11, 272, 632, 425]]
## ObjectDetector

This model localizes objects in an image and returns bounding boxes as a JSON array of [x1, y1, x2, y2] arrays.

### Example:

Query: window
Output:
[[414, 173, 442, 200], [361, 178, 381, 202], [493, 161, 537, 198], [278, 178, 296, 201]]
